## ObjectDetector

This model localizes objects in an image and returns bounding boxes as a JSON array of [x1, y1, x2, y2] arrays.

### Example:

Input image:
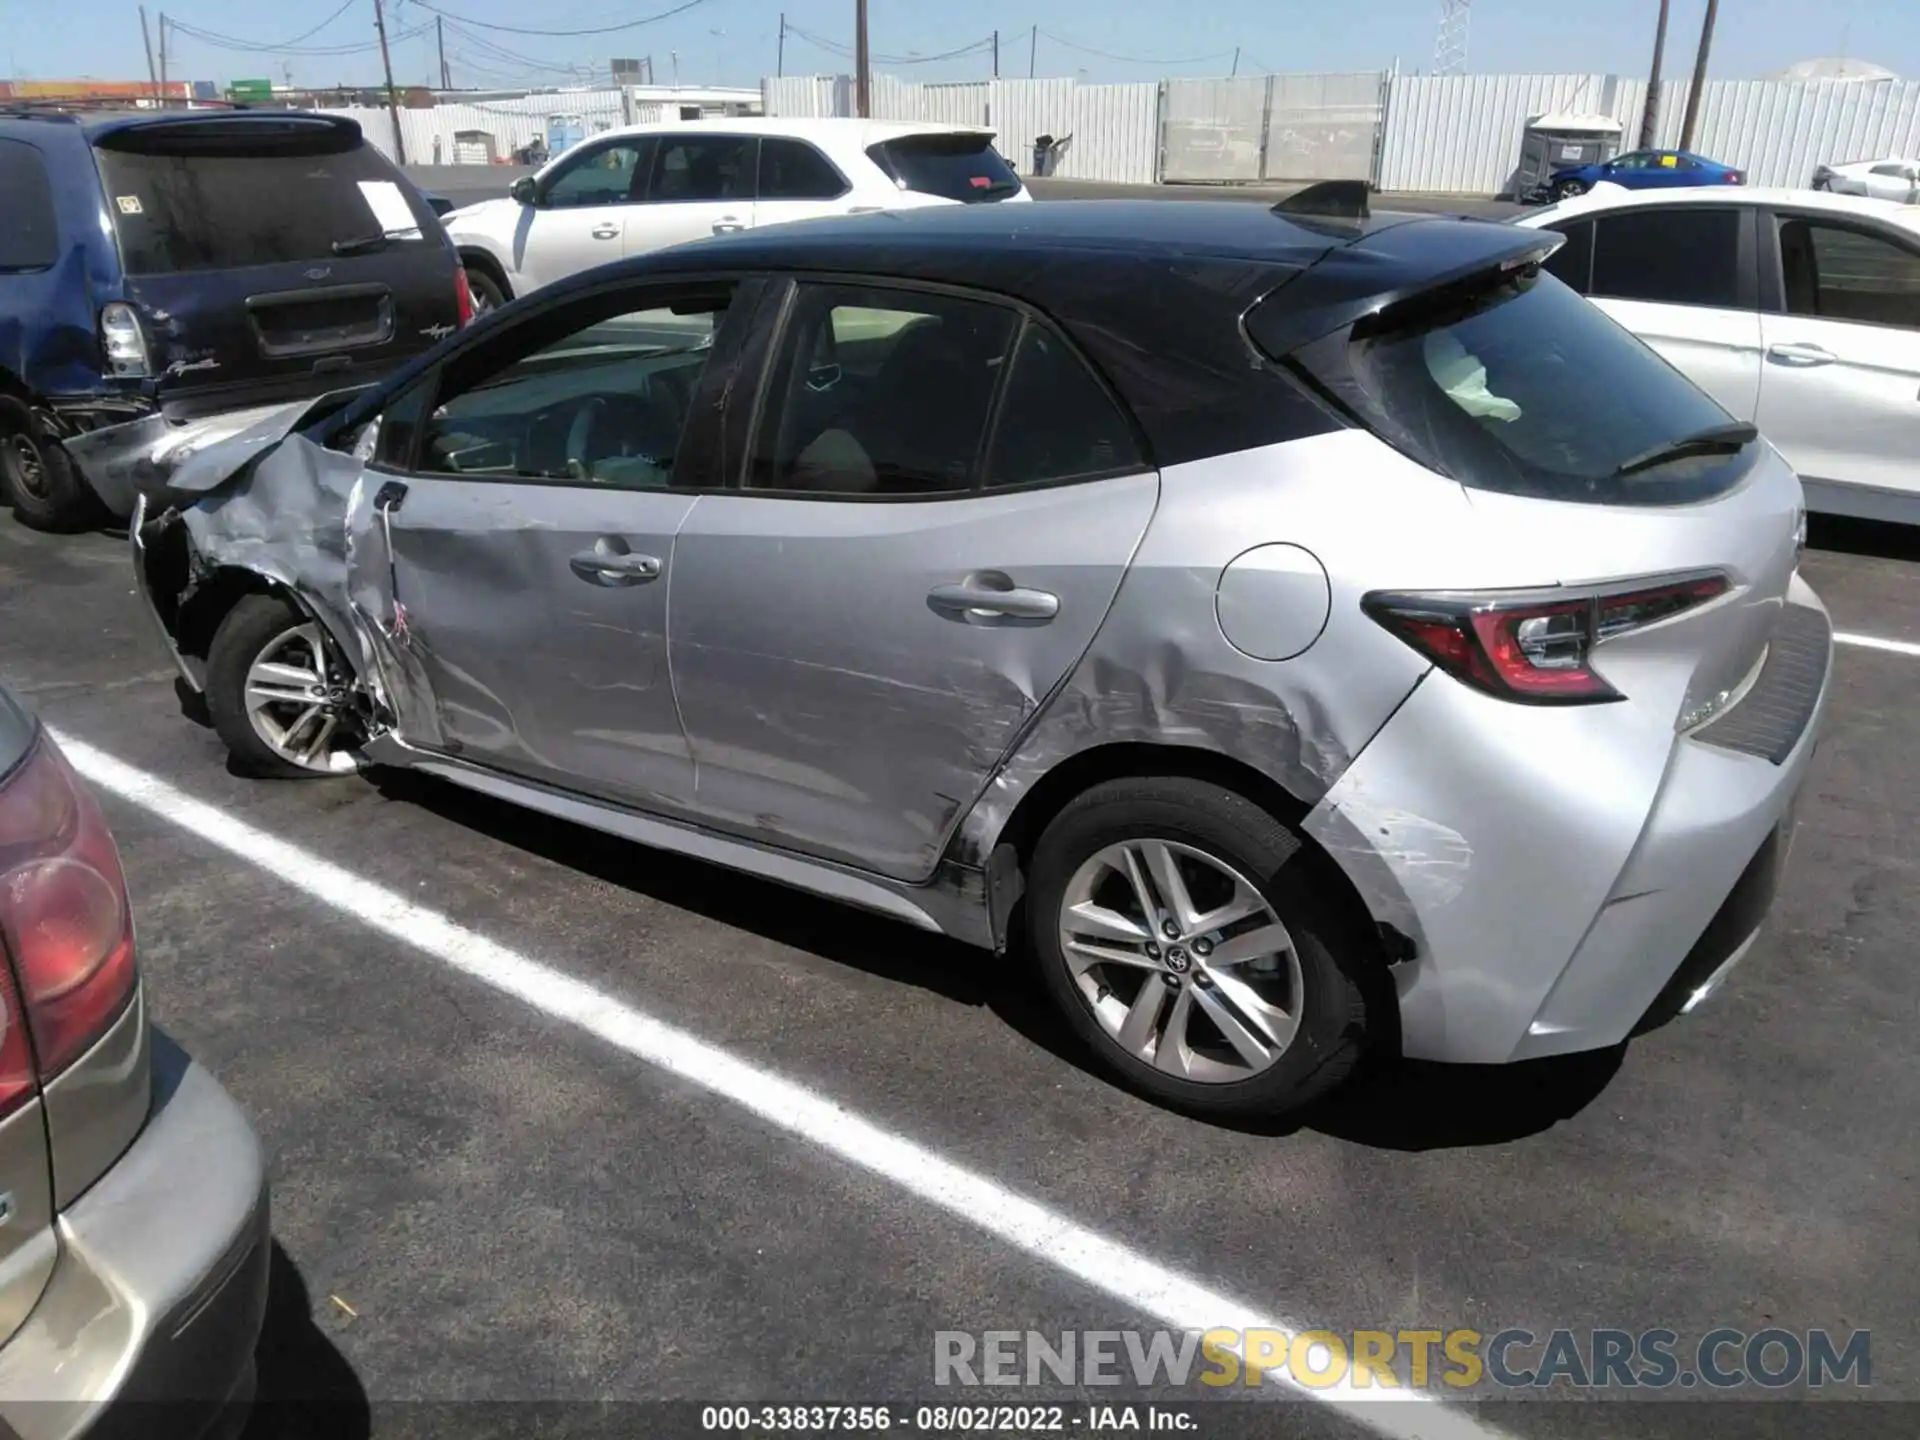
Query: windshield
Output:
[[97, 139, 430, 276], [1286, 266, 1757, 505], [866, 134, 1022, 203]]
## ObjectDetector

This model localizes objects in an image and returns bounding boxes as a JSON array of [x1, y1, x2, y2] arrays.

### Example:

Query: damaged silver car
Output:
[[133, 197, 1832, 1119]]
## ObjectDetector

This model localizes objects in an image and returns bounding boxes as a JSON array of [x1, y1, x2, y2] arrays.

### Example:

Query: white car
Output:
[[1813, 157, 1920, 204], [1517, 182, 1920, 524], [445, 118, 1031, 309]]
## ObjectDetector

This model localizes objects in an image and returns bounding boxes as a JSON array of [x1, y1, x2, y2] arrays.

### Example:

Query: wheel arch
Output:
[[971, 741, 1400, 1000], [457, 246, 513, 301]]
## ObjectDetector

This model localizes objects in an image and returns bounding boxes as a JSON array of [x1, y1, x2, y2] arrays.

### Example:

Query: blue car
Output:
[[1548, 148, 1745, 200], [0, 106, 466, 531]]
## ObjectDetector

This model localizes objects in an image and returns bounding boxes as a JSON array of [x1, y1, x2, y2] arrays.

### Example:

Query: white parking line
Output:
[[1836, 631, 1920, 659], [55, 731, 1507, 1439]]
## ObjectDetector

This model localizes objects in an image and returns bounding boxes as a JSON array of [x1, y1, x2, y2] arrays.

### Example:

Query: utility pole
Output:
[[777, 14, 785, 77], [436, 15, 451, 90], [1638, 0, 1670, 148], [1677, 0, 1716, 152], [1028, 26, 1037, 80], [992, 30, 999, 79], [157, 13, 168, 100], [1231, 46, 1240, 77], [854, 0, 870, 118], [372, 0, 408, 165], [138, 5, 160, 103]]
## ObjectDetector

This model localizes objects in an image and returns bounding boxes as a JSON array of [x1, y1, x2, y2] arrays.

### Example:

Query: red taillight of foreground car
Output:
[[455, 267, 476, 327], [1364, 574, 1731, 705], [0, 737, 137, 1096]]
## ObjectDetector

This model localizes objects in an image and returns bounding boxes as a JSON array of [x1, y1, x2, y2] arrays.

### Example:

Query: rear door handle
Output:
[[590, 225, 620, 240], [928, 573, 1060, 622], [570, 543, 662, 586], [1767, 341, 1836, 367]]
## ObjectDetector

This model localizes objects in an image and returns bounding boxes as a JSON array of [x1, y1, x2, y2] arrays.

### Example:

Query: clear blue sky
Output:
[[2, 0, 1910, 92]]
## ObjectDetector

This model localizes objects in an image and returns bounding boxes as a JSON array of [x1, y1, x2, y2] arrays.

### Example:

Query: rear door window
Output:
[[1777, 216, 1920, 329], [1282, 266, 1755, 506], [649, 135, 755, 203], [95, 125, 431, 275], [757, 138, 848, 200], [866, 134, 1023, 203], [1589, 207, 1743, 308], [0, 139, 59, 272]]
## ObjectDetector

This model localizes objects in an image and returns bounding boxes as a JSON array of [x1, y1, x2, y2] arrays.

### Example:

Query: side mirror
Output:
[[510, 176, 538, 206]]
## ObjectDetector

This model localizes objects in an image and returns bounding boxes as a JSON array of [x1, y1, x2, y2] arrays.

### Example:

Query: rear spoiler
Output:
[[1243, 216, 1565, 358], [92, 112, 363, 155]]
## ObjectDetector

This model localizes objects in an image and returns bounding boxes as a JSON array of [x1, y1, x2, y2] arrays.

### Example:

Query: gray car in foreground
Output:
[[0, 686, 268, 1437], [132, 198, 1831, 1119]]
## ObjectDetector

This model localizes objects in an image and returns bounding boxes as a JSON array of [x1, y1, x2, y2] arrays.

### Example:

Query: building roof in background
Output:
[[1769, 57, 1899, 81]]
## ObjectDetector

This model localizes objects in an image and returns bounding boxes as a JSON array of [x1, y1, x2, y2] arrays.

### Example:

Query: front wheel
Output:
[[1027, 777, 1374, 1120], [206, 594, 363, 778], [1553, 178, 1588, 200], [464, 265, 508, 316]]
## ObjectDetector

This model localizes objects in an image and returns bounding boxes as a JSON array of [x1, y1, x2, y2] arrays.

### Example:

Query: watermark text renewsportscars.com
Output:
[[934, 1328, 1871, 1391]]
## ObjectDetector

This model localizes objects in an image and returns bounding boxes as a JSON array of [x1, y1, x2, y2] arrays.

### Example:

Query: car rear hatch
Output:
[[93, 114, 462, 418], [865, 130, 1025, 203], [1247, 215, 1806, 733]]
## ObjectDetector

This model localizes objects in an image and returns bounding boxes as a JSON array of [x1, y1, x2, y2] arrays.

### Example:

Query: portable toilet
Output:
[[1515, 111, 1623, 200], [546, 113, 587, 157]]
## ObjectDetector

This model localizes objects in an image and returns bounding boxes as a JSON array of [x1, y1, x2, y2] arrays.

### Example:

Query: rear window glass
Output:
[[1286, 267, 1755, 506], [96, 134, 429, 276], [866, 134, 1022, 203], [0, 139, 59, 271]]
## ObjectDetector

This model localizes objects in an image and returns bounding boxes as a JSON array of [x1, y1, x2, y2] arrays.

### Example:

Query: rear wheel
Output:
[[1, 409, 102, 532], [1553, 178, 1588, 200], [1027, 777, 1374, 1120], [206, 594, 362, 779]]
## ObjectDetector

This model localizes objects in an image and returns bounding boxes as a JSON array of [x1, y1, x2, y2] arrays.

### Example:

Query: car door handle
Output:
[[928, 573, 1060, 622], [590, 225, 620, 240], [570, 548, 662, 585], [1767, 342, 1836, 367], [712, 217, 745, 234]]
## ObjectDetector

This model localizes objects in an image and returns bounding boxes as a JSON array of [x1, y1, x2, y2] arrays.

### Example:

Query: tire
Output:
[[1553, 179, 1587, 200], [1, 409, 104, 532], [206, 593, 361, 780], [464, 263, 508, 316], [1027, 777, 1374, 1120]]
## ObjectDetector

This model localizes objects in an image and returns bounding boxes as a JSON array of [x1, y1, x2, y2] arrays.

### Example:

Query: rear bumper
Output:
[[1306, 579, 1834, 1065], [0, 1037, 269, 1440]]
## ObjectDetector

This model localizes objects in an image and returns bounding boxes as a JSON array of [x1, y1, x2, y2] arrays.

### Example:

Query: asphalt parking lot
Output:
[[3, 489, 1918, 1440]]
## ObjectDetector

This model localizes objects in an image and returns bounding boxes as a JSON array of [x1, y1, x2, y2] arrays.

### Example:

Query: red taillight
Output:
[[0, 737, 137, 1093], [455, 267, 475, 327], [1724, 171, 1743, 184], [1364, 574, 1730, 705]]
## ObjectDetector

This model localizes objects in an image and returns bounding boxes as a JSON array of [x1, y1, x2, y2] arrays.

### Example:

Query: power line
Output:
[[441, 19, 586, 76], [160, 0, 361, 52], [784, 23, 994, 66], [166, 15, 433, 57], [1036, 28, 1236, 67], [405, 0, 708, 38]]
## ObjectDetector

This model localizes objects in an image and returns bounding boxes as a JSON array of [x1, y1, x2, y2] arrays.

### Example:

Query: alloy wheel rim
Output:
[[244, 622, 359, 773], [467, 272, 494, 315], [8, 435, 48, 500], [1057, 839, 1304, 1084]]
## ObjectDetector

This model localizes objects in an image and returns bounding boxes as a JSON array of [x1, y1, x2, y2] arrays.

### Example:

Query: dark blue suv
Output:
[[0, 107, 469, 530]]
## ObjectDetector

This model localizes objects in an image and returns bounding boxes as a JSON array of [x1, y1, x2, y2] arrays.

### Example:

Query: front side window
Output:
[[748, 283, 1017, 496], [0, 139, 58, 272], [1608, 152, 1650, 171], [757, 138, 848, 201], [1778, 217, 1920, 329], [650, 136, 755, 203], [410, 284, 734, 489], [1284, 267, 1754, 506], [984, 324, 1143, 489], [541, 139, 653, 209], [1590, 208, 1742, 308]]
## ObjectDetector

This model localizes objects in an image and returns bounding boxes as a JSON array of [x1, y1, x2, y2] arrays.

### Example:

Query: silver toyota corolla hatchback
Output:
[[130, 196, 1832, 1119]]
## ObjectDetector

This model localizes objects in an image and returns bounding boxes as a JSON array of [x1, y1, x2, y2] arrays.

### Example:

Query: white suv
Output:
[[1517, 183, 1920, 525], [446, 118, 1030, 310]]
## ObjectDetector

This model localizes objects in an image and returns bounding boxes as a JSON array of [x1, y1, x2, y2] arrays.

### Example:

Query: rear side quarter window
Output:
[[0, 139, 60, 272]]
